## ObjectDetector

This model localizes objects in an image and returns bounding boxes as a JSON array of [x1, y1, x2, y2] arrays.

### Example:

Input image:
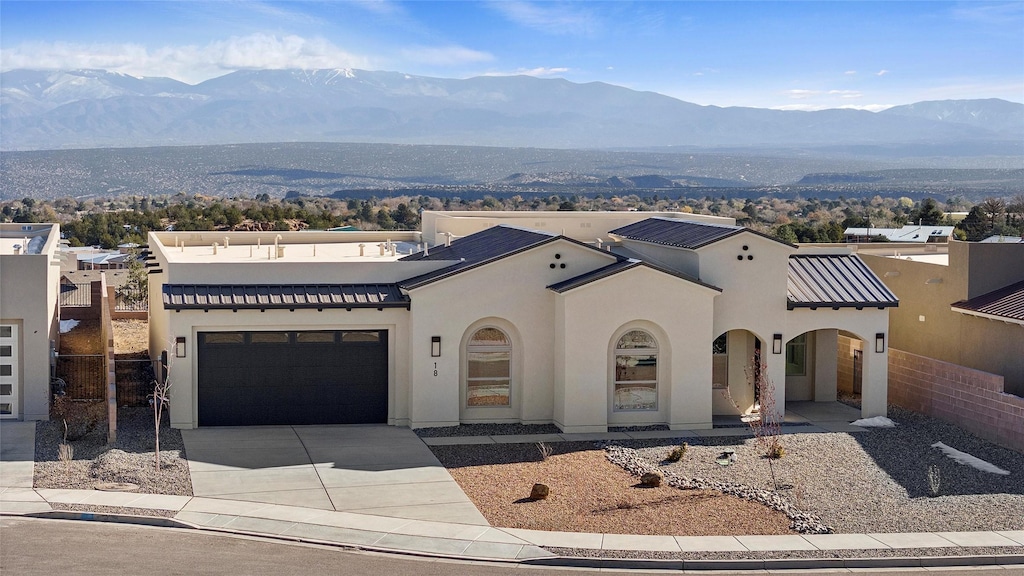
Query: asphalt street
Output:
[[3, 517, 1022, 576]]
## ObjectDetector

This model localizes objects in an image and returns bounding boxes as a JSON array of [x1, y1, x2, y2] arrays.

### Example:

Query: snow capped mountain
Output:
[[1, 68, 1021, 153]]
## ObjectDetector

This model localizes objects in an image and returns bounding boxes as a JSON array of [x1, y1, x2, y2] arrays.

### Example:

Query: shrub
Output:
[[52, 397, 105, 441], [665, 443, 688, 462]]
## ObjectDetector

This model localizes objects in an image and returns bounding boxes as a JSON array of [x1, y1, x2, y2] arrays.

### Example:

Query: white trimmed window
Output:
[[466, 327, 511, 407], [613, 330, 658, 411]]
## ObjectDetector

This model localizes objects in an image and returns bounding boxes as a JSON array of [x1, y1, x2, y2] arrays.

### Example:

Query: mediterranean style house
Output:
[[147, 211, 897, 432]]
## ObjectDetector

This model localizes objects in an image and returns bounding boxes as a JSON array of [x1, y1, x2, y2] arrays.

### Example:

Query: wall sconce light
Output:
[[431, 336, 441, 357], [175, 336, 186, 358], [772, 333, 783, 355], [875, 332, 885, 354]]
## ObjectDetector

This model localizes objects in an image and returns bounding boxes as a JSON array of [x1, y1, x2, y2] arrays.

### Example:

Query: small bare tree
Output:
[[150, 358, 172, 472], [744, 354, 785, 490]]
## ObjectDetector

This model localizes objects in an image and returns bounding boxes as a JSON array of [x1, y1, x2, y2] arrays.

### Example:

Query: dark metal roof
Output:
[[547, 260, 642, 293], [610, 217, 794, 250], [399, 225, 623, 290], [951, 280, 1024, 324], [162, 284, 409, 310], [401, 225, 556, 262], [787, 254, 898, 310], [548, 259, 722, 294]]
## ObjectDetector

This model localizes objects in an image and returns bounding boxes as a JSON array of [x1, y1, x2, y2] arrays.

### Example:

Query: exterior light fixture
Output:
[[772, 334, 783, 355], [175, 336, 186, 358], [431, 336, 441, 357], [875, 333, 885, 354]]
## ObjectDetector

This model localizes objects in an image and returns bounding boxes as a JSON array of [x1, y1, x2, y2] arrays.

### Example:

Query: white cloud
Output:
[[876, 69, 889, 76], [0, 34, 372, 84], [401, 46, 494, 66], [692, 72, 704, 77], [784, 89, 820, 99], [844, 70, 857, 75], [490, 1, 601, 36], [484, 67, 570, 77], [828, 90, 863, 99]]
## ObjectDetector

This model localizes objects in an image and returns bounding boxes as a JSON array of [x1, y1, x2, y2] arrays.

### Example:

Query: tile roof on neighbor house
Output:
[[547, 259, 721, 294], [162, 284, 409, 310], [399, 224, 622, 289], [610, 217, 793, 250], [787, 254, 899, 310], [951, 280, 1024, 325]]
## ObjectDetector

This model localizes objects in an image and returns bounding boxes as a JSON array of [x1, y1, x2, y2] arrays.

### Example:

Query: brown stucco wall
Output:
[[861, 242, 1024, 397], [888, 348, 1023, 452]]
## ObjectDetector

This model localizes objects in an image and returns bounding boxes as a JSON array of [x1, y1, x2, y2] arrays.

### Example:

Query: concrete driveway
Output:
[[181, 425, 487, 525]]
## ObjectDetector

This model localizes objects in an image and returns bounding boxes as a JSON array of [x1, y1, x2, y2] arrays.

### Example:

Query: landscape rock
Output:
[[530, 483, 550, 500], [640, 472, 663, 487]]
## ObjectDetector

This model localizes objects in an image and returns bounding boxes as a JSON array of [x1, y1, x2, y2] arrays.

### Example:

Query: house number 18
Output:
[[433, 362, 438, 377]]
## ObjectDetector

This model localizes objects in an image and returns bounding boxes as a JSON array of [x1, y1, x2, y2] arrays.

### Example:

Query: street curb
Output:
[[25, 510, 197, 530], [12, 513, 1024, 571], [523, 553, 1024, 571]]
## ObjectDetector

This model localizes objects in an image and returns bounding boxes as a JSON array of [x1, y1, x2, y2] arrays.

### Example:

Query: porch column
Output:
[[764, 350, 787, 423], [813, 329, 839, 402], [860, 335, 888, 418]]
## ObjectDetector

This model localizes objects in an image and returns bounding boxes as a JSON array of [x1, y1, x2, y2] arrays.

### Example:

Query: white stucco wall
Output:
[[0, 223, 60, 421], [554, 265, 719, 432], [405, 239, 620, 428]]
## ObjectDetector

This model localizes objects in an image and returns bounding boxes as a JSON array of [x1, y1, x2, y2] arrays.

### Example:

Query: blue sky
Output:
[[2, 1, 1021, 110]]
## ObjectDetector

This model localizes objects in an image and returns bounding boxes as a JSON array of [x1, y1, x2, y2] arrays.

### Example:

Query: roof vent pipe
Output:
[[596, 238, 603, 249], [257, 238, 261, 249], [224, 237, 229, 248], [378, 243, 386, 256], [445, 232, 452, 247], [175, 236, 179, 248], [359, 243, 365, 257], [212, 242, 218, 255], [423, 245, 429, 256]]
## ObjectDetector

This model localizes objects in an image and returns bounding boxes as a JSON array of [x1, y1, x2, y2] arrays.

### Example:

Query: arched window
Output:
[[466, 327, 511, 407], [614, 330, 658, 411]]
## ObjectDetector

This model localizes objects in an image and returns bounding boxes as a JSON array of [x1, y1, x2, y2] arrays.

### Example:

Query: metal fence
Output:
[[59, 283, 93, 308], [55, 354, 105, 400], [114, 285, 148, 312], [115, 358, 154, 407]]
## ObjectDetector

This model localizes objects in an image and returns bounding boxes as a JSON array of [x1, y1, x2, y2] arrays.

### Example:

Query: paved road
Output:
[[3, 517, 1020, 576]]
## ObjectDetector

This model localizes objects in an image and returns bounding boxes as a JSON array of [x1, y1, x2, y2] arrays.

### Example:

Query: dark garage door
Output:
[[198, 330, 387, 426]]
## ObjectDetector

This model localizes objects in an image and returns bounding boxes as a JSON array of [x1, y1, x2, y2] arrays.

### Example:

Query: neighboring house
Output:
[[860, 240, 1024, 397], [843, 225, 954, 243], [148, 212, 896, 431], [60, 245, 133, 271], [979, 235, 1024, 244], [0, 223, 61, 420]]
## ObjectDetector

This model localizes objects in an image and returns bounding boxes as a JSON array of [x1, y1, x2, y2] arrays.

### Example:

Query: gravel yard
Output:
[[432, 442, 794, 536], [34, 407, 191, 497], [430, 406, 1024, 538], [112, 320, 149, 355]]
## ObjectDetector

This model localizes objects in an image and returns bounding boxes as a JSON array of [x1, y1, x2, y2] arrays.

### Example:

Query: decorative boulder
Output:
[[640, 472, 663, 487], [530, 483, 550, 500]]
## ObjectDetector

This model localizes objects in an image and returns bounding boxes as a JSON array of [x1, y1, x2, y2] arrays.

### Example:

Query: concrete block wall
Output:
[[888, 348, 1023, 452], [836, 334, 862, 394]]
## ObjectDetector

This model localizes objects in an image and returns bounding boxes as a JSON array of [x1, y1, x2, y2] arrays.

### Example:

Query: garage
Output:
[[197, 330, 387, 426]]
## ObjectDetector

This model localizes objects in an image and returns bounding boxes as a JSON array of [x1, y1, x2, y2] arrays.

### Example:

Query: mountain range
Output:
[[2, 68, 1023, 154]]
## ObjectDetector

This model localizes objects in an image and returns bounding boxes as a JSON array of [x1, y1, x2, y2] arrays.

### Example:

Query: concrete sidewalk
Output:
[[3, 418, 1024, 569], [2, 486, 1023, 568]]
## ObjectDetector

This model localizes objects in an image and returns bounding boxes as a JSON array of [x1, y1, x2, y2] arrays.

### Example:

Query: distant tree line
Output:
[[2, 191, 1022, 248]]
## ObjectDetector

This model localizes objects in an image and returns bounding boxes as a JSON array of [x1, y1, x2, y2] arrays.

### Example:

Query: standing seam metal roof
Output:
[[610, 217, 793, 249], [162, 284, 409, 309], [951, 280, 1024, 323], [787, 254, 898, 309]]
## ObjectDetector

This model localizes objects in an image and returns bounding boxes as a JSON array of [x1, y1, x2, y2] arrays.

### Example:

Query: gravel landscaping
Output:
[[34, 407, 192, 497], [432, 441, 794, 536], [430, 405, 1024, 540]]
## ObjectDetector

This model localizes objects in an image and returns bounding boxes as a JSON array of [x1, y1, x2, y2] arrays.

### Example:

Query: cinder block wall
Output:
[[836, 334, 862, 394], [888, 348, 1023, 452]]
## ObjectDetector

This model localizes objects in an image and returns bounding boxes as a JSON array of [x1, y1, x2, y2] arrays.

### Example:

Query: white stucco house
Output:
[[148, 211, 897, 431], [0, 223, 61, 421]]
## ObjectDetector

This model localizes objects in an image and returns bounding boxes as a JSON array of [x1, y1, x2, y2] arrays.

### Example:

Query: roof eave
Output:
[[949, 306, 1024, 326], [787, 300, 899, 311]]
